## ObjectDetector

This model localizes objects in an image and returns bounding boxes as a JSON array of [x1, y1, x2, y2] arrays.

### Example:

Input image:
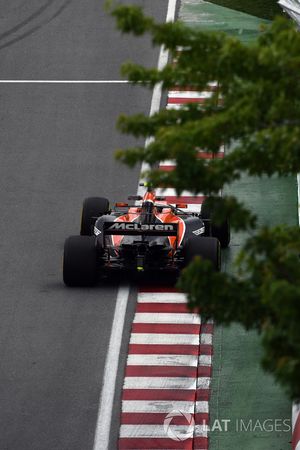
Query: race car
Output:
[[63, 185, 230, 286]]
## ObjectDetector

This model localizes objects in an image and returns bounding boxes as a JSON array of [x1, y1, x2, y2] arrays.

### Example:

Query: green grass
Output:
[[208, 0, 283, 20]]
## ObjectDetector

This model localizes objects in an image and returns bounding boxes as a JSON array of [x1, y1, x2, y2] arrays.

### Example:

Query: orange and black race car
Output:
[[63, 185, 230, 286]]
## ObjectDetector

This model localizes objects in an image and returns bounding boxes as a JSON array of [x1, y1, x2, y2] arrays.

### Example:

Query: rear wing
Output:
[[104, 222, 178, 236]]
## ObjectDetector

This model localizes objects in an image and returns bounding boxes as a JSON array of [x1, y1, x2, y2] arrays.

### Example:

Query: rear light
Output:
[[115, 202, 128, 207], [176, 203, 188, 208]]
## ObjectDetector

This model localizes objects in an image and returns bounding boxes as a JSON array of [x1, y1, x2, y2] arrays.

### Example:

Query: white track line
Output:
[[184, 204, 203, 213], [166, 103, 187, 110], [138, 292, 187, 303], [127, 354, 198, 367], [0, 80, 130, 83], [130, 333, 200, 345], [120, 424, 207, 438], [93, 2, 178, 450], [133, 312, 201, 324], [123, 376, 197, 389], [155, 188, 203, 197], [168, 91, 213, 99], [122, 400, 195, 413], [138, 0, 178, 196], [93, 285, 130, 450], [196, 402, 209, 413], [200, 333, 213, 345], [199, 355, 212, 366], [197, 377, 212, 389]]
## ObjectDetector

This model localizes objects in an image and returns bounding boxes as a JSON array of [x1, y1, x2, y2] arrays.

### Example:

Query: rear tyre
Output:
[[201, 200, 230, 248], [80, 197, 109, 236], [63, 236, 98, 286], [184, 236, 221, 271]]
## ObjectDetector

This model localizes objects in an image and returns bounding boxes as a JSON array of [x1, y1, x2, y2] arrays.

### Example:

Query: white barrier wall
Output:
[[278, 0, 300, 26]]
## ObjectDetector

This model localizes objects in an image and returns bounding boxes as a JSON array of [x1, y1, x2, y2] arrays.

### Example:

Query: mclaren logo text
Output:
[[108, 223, 176, 232]]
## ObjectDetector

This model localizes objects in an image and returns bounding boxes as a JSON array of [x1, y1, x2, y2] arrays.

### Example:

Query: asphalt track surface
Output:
[[0, 1, 169, 449]]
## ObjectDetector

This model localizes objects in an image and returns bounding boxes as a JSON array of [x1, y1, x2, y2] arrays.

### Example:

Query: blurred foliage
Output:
[[208, 0, 283, 20], [179, 226, 300, 399], [111, 4, 300, 400]]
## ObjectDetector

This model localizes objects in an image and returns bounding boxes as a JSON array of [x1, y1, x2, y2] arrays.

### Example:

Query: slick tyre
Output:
[[201, 200, 230, 248], [184, 236, 221, 271], [63, 236, 98, 286], [80, 197, 109, 236]]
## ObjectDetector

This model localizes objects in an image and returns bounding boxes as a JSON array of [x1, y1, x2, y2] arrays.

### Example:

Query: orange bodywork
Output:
[[111, 189, 186, 248]]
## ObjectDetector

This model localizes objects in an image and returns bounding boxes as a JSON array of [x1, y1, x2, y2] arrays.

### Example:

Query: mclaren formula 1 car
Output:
[[63, 185, 230, 286]]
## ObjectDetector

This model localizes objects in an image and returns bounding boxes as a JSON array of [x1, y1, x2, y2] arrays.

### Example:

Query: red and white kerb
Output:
[[119, 87, 221, 449], [119, 287, 213, 450], [293, 404, 300, 450], [158, 86, 224, 214]]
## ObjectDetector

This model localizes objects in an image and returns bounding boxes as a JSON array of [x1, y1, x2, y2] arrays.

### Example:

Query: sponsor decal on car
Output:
[[104, 221, 178, 236], [192, 226, 205, 236], [94, 226, 101, 236], [107, 222, 176, 232]]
